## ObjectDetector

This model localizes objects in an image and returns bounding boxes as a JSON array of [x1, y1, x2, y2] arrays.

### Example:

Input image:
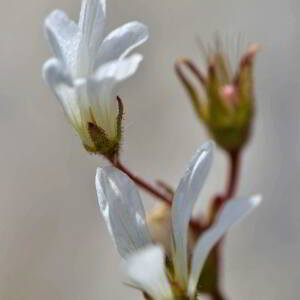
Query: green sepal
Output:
[[196, 247, 219, 295], [175, 60, 207, 120], [84, 96, 124, 159], [87, 122, 119, 158]]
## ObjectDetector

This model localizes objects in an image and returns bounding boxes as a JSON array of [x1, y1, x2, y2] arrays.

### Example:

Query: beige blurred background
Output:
[[0, 0, 299, 299]]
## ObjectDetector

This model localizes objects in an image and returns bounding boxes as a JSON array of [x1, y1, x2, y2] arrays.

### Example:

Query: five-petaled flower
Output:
[[95, 141, 261, 299], [43, 0, 148, 158], [176, 39, 260, 153]]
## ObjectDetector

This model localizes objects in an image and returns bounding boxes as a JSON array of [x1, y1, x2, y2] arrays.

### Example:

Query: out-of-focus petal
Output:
[[122, 245, 173, 300], [188, 195, 262, 297], [95, 21, 148, 67], [96, 167, 152, 258], [147, 205, 173, 257], [171, 141, 214, 286], [44, 10, 80, 72]]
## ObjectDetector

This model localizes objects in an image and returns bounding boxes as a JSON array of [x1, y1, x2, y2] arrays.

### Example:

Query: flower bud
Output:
[[146, 204, 199, 258], [176, 41, 260, 153]]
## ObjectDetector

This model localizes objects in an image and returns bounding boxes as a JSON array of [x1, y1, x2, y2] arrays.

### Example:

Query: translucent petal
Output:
[[93, 54, 143, 82], [78, 0, 106, 62], [188, 195, 262, 297], [74, 79, 96, 143], [122, 245, 173, 300], [86, 54, 143, 138], [171, 141, 214, 286], [44, 10, 80, 73], [85, 77, 118, 140], [43, 59, 94, 148], [95, 21, 148, 67], [96, 167, 152, 258], [43, 59, 79, 127]]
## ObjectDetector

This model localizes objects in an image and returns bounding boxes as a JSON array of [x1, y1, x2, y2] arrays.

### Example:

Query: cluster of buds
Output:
[[176, 40, 260, 153]]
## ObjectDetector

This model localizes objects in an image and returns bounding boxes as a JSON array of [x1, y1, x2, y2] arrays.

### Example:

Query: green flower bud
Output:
[[176, 42, 260, 153]]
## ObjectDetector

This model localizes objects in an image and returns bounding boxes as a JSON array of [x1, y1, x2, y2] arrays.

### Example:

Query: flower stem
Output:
[[209, 149, 242, 300], [211, 151, 241, 218], [211, 291, 227, 300], [114, 160, 172, 206], [225, 150, 240, 200], [109, 159, 209, 230]]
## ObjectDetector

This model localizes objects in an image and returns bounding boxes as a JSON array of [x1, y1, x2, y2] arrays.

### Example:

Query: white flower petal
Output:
[[96, 167, 152, 258], [95, 21, 149, 67], [86, 54, 143, 138], [74, 79, 97, 143], [93, 54, 143, 82], [188, 195, 262, 297], [171, 141, 214, 286], [44, 10, 80, 72], [43, 58, 72, 87], [79, 0, 106, 60], [43, 59, 79, 127], [43, 59, 94, 148], [76, 55, 143, 142], [85, 77, 118, 140], [122, 245, 173, 300]]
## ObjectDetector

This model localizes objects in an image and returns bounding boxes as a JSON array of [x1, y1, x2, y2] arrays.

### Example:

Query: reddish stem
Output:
[[211, 150, 242, 300], [110, 159, 208, 230], [183, 59, 206, 85], [114, 160, 172, 206], [211, 291, 227, 300], [225, 150, 240, 200]]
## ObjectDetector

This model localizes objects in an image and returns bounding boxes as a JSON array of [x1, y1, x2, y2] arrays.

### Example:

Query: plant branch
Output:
[[108, 159, 209, 231], [211, 150, 241, 219], [114, 160, 172, 206], [209, 149, 242, 300], [211, 291, 227, 300], [225, 150, 241, 200]]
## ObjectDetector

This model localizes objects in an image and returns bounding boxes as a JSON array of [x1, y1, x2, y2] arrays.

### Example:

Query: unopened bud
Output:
[[147, 204, 199, 258], [176, 40, 261, 153]]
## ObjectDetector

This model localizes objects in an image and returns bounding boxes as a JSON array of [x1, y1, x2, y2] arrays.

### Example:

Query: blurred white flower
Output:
[[95, 141, 261, 299], [42, 0, 148, 154]]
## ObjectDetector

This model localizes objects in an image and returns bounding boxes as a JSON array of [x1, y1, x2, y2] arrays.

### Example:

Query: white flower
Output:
[[42, 0, 148, 153], [95, 141, 261, 299]]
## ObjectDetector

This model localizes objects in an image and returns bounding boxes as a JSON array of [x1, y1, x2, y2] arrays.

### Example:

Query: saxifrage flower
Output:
[[43, 0, 148, 158]]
